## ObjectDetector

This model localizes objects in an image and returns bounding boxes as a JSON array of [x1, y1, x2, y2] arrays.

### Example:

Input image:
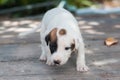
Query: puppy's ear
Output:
[[45, 28, 57, 45], [45, 34, 50, 45], [59, 29, 66, 35], [71, 43, 75, 51]]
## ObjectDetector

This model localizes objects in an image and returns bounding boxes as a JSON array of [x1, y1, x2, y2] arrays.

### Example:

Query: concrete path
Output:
[[0, 14, 120, 80]]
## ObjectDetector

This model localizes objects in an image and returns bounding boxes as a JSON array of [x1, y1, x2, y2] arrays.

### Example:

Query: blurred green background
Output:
[[0, 0, 96, 17], [0, 0, 52, 10], [0, 0, 119, 18], [0, 0, 94, 9]]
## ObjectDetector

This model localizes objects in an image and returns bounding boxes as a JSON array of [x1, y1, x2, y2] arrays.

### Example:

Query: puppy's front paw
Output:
[[46, 59, 54, 66], [77, 64, 89, 72], [39, 54, 46, 61]]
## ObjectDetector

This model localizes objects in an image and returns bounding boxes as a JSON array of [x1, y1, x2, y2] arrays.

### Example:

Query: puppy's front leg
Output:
[[39, 41, 54, 65], [40, 45, 54, 65], [46, 50, 54, 66], [39, 35, 47, 61], [39, 45, 47, 61], [76, 41, 89, 72]]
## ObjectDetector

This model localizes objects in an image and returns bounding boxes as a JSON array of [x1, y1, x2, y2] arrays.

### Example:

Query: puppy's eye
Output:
[[65, 47, 71, 50]]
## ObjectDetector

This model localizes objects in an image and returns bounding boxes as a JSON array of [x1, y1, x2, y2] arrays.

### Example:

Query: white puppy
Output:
[[19, 1, 89, 72]]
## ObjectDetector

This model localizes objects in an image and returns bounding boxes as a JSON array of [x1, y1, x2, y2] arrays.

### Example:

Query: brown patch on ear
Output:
[[45, 28, 57, 45], [50, 28, 57, 42], [59, 29, 66, 35]]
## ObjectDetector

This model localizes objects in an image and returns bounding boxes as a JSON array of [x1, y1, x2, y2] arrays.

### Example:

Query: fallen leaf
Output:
[[104, 37, 118, 46]]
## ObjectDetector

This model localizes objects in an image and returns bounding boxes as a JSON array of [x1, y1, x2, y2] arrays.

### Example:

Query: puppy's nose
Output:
[[54, 60, 61, 65]]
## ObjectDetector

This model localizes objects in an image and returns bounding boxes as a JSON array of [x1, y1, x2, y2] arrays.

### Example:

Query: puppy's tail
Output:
[[18, 24, 41, 38], [57, 0, 66, 8]]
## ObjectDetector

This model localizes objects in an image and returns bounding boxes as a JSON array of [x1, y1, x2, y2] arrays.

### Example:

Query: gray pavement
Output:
[[0, 14, 120, 80]]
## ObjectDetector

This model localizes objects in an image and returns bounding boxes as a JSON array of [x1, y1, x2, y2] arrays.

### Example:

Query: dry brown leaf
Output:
[[104, 37, 118, 46]]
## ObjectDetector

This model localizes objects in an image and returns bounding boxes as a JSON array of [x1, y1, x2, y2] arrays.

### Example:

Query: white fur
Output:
[[19, 7, 89, 72]]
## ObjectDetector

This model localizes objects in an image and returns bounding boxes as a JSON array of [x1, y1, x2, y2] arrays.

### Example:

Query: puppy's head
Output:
[[45, 28, 77, 65]]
